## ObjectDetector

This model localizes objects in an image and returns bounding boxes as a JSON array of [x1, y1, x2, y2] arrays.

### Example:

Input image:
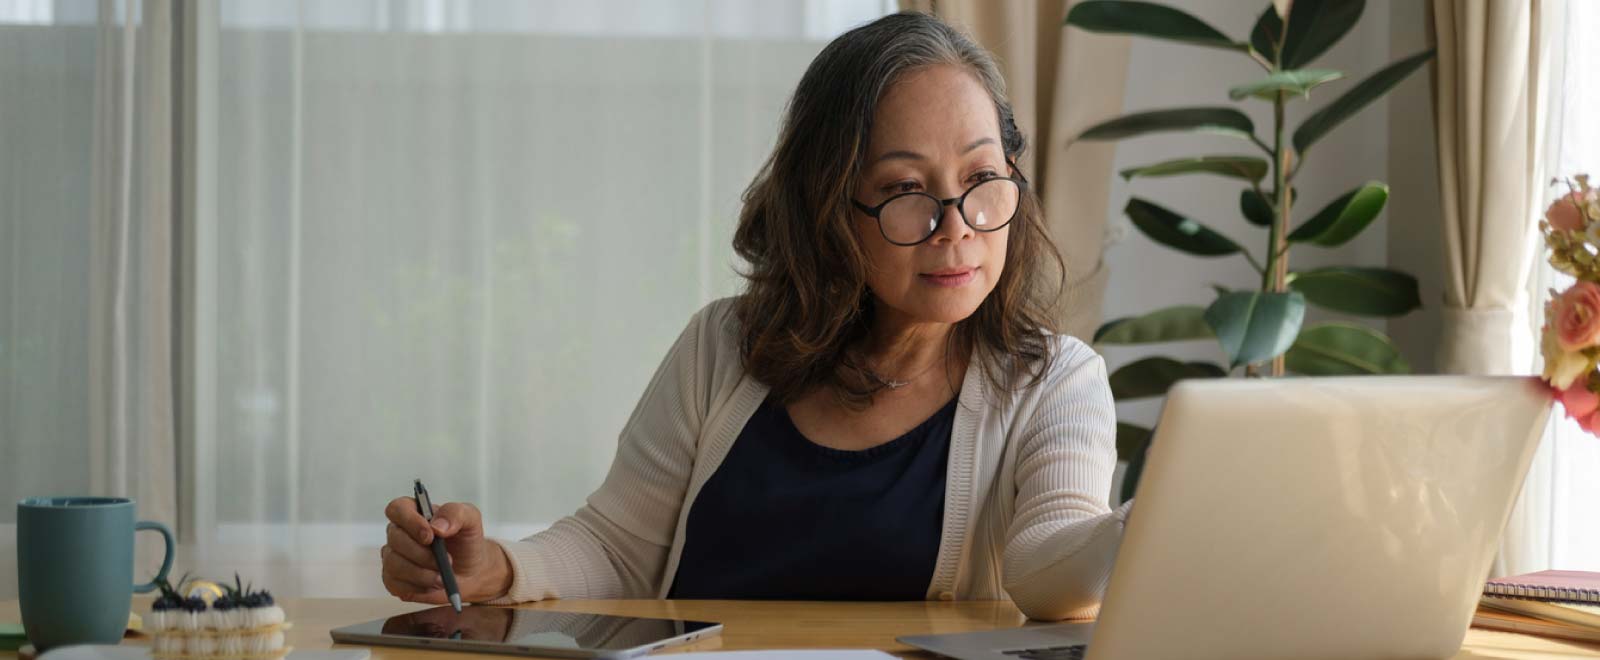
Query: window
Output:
[[0, 0, 893, 598], [1526, 0, 1600, 573]]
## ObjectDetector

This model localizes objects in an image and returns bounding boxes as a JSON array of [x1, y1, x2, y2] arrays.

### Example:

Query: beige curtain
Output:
[[88, 0, 181, 555], [900, 0, 1131, 340], [1431, 0, 1550, 377], [1432, 0, 1555, 579]]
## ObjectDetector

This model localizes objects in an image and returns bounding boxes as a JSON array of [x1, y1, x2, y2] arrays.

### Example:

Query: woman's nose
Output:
[[929, 201, 974, 244]]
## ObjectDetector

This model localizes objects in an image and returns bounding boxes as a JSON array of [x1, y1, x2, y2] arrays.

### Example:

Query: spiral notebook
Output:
[[1485, 570, 1600, 604]]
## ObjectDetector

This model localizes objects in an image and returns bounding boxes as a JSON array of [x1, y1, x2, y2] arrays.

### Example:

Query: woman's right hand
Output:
[[382, 498, 513, 604]]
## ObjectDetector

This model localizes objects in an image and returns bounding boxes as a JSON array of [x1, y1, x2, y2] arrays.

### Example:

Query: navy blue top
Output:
[[668, 395, 956, 600]]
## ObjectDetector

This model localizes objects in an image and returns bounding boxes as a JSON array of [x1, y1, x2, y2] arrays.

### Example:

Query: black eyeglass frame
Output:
[[850, 161, 1031, 247]]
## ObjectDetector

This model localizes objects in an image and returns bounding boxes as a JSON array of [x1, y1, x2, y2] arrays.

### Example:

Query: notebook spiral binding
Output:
[[1487, 582, 1600, 603]]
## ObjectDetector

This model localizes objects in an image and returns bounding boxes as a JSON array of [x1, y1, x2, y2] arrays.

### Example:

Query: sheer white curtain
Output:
[[0, 0, 892, 599], [1, 0, 180, 600], [1516, 0, 1600, 575], [181, 0, 893, 596]]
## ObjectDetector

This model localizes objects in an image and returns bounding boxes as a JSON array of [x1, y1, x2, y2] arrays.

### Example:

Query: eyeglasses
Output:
[[851, 166, 1029, 246]]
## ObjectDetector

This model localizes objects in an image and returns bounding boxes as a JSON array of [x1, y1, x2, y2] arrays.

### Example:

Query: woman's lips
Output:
[[920, 267, 976, 287]]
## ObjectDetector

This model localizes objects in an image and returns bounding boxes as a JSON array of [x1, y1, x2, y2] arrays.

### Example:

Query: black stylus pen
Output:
[[414, 479, 463, 612]]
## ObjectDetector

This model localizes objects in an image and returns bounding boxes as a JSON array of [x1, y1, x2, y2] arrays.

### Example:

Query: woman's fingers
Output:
[[384, 497, 434, 545], [430, 502, 482, 540], [382, 498, 499, 604], [382, 570, 446, 604], [381, 544, 445, 592], [386, 523, 442, 569]]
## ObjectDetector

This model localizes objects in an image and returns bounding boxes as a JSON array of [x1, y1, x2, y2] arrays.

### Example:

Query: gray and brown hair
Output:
[[732, 11, 1067, 409]]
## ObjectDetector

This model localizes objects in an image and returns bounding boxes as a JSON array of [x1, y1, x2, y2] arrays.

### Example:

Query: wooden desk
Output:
[[5, 598, 1600, 659]]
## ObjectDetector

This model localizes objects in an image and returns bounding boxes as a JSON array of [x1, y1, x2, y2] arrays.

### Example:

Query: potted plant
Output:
[[1065, 0, 1433, 499]]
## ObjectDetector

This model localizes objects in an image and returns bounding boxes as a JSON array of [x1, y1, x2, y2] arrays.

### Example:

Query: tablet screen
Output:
[[339, 606, 719, 652]]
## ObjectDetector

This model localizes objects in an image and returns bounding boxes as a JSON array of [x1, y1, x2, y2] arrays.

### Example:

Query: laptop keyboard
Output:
[[1001, 644, 1087, 660]]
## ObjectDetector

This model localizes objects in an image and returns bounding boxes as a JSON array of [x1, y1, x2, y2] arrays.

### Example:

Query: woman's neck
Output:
[[859, 306, 960, 381]]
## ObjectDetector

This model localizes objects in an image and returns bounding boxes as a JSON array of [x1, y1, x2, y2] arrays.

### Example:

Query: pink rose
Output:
[[1561, 380, 1599, 418], [1557, 381, 1600, 435], [1584, 412, 1600, 436], [1547, 191, 1589, 232], [1543, 322, 1592, 389], [1554, 281, 1600, 351]]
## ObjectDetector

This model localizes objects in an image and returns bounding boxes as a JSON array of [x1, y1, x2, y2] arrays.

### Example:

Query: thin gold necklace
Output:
[[866, 358, 943, 390]]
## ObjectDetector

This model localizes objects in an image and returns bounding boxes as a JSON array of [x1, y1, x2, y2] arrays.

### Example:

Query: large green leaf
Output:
[[1229, 69, 1344, 101], [1120, 156, 1269, 183], [1115, 423, 1153, 463], [1124, 198, 1242, 257], [1066, 1, 1246, 51], [1094, 305, 1213, 344], [1076, 107, 1256, 142], [1289, 183, 1388, 246], [1250, 5, 1283, 62], [1285, 322, 1410, 375], [1204, 290, 1306, 368], [1241, 189, 1273, 226], [1239, 188, 1296, 227], [1110, 357, 1227, 400], [1289, 267, 1421, 316], [1294, 49, 1435, 153], [1279, 0, 1365, 69]]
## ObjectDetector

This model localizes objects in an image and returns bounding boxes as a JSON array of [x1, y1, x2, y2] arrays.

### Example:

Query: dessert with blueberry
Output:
[[147, 576, 289, 659]]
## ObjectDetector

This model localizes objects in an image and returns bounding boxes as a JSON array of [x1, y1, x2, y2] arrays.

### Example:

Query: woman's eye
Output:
[[885, 181, 921, 194], [969, 170, 1000, 184]]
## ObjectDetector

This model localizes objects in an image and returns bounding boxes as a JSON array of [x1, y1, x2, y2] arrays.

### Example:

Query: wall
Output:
[[1384, 0, 1445, 375]]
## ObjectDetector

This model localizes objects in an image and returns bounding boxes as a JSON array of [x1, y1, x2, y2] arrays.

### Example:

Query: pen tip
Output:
[[449, 594, 463, 613]]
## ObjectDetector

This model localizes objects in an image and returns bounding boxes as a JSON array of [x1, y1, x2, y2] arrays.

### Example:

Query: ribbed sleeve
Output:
[[488, 304, 708, 603], [1001, 340, 1128, 621]]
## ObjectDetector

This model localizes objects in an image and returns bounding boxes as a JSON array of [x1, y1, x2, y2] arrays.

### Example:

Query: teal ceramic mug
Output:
[[16, 497, 174, 652]]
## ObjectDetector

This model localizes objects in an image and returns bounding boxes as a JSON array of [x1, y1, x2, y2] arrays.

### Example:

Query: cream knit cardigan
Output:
[[489, 297, 1130, 621]]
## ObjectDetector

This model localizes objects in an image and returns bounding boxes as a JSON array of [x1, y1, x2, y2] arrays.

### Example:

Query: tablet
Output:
[[329, 606, 721, 659]]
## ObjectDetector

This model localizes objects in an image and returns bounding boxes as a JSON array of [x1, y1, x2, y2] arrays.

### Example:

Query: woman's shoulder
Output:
[[1044, 332, 1098, 368], [688, 296, 743, 350], [672, 295, 748, 385], [975, 331, 1107, 410], [993, 331, 1103, 384], [1037, 333, 1108, 398]]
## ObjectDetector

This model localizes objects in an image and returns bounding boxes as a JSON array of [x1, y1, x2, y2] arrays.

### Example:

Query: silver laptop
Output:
[[901, 376, 1552, 660]]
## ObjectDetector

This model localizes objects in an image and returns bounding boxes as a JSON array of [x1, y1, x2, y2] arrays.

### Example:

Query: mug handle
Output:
[[133, 521, 176, 593]]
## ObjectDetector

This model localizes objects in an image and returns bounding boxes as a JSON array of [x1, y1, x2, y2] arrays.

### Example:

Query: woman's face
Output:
[[854, 64, 1011, 327]]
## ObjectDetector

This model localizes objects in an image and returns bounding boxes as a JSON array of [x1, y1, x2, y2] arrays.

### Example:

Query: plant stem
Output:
[[1249, 134, 1274, 156], [1262, 100, 1282, 291], [1264, 91, 1292, 378], [1248, 49, 1274, 72]]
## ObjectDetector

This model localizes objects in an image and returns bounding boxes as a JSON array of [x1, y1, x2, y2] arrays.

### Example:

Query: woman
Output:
[[380, 11, 1128, 621]]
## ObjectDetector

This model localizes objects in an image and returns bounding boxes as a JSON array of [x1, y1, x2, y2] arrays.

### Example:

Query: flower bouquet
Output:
[[1540, 175, 1600, 432]]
